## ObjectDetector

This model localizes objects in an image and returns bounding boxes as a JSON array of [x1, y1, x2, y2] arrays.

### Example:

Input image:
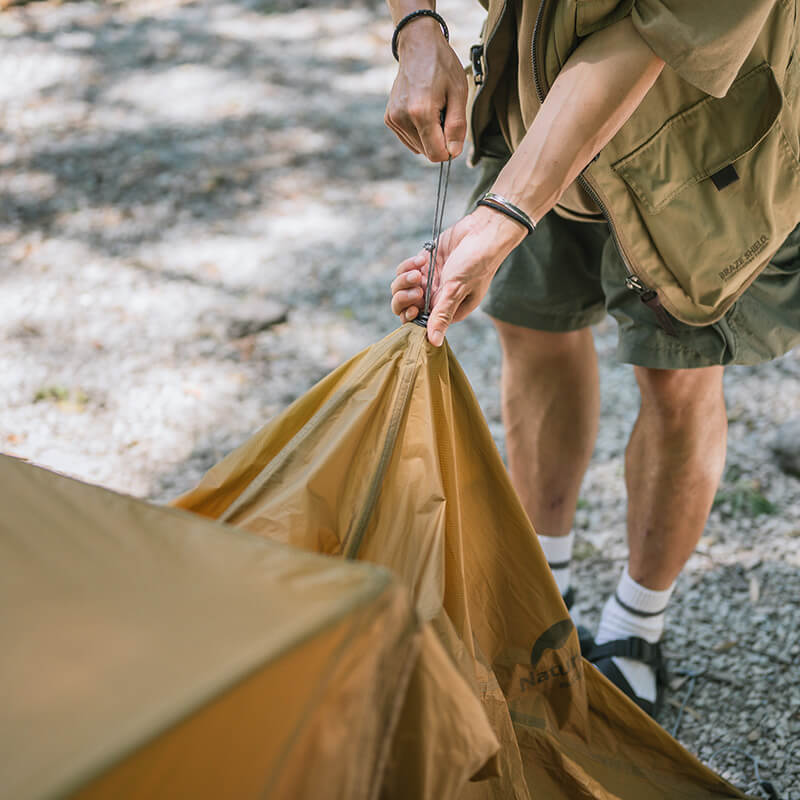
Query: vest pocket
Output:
[[781, 49, 800, 161], [610, 63, 800, 317]]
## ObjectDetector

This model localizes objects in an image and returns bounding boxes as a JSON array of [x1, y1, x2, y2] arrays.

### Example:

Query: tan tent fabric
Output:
[[0, 454, 498, 799], [176, 323, 748, 800]]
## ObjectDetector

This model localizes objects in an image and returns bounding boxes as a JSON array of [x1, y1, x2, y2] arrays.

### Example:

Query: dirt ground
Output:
[[1, 0, 798, 795]]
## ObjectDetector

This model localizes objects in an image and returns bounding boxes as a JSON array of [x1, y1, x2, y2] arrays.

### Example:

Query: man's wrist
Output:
[[387, 0, 434, 26], [470, 204, 529, 249], [477, 192, 535, 236], [394, 13, 447, 60]]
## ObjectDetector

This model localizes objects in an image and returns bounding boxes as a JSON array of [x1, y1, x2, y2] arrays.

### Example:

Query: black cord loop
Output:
[[413, 154, 451, 327]]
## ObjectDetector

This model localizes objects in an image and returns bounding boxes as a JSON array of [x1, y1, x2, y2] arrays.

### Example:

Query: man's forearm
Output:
[[385, 0, 434, 26], [491, 17, 665, 222]]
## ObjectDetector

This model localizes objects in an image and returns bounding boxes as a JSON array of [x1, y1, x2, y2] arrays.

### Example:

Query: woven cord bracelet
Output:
[[392, 9, 449, 61], [476, 192, 536, 236]]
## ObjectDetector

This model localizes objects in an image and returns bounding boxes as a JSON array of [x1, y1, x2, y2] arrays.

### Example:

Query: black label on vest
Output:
[[711, 164, 739, 190]]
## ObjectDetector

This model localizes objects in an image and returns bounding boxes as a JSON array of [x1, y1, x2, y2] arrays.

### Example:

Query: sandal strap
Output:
[[588, 636, 663, 668], [596, 657, 656, 717]]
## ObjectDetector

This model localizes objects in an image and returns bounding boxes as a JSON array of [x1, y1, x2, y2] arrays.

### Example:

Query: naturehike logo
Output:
[[520, 618, 582, 691], [719, 235, 769, 282]]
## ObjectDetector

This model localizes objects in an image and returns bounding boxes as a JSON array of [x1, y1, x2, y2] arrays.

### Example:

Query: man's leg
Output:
[[494, 319, 600, 599], [594, 364, 727, 711], [626, 365, 727, 588]]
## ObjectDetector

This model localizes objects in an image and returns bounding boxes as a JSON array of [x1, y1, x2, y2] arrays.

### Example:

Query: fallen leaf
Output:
[[712, 639, 738, 653], [669, 675, 690, 692]]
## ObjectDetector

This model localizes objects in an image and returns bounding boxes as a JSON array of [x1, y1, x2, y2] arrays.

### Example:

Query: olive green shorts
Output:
[[473, 135, 800, 369]]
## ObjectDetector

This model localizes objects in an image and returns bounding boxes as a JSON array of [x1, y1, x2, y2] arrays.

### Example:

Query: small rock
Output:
[[749, 576, 761, 605], [226, 300, 288, 339], [770, 419, 800, 477]]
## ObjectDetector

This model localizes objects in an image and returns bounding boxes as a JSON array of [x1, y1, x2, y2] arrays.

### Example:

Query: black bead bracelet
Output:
[[392, 9, 449, 61]]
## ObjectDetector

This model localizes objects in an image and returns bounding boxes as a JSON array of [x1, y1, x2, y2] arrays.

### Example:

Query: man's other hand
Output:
[[390, 207, 527, 345], [385, 17, 468, 162]]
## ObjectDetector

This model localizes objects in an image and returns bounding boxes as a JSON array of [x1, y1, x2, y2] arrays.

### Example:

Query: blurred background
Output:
[[1, 0, 798, 794]]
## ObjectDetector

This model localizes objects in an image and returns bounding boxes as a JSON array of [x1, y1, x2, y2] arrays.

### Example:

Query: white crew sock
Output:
[[595, 566, 674, 702], [538, 532, 575, 597]]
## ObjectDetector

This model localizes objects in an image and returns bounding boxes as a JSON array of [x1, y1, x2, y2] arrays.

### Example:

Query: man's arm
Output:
[[391, 16, 665, 344], [491, 16, 664, 222], [384, 0, 468, 162]]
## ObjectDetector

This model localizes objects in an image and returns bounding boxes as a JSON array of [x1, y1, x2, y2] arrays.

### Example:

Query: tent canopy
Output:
[[177, 324, 746, 800]]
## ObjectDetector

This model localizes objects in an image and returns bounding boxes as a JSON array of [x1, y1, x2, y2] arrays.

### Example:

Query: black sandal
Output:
[[586, 637, 668, 718], [562, 587, 597, 658]]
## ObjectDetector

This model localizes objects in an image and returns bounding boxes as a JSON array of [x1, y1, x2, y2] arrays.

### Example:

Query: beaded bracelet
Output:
[[476, 192, 536, 236], [392, 9, 449, 61]]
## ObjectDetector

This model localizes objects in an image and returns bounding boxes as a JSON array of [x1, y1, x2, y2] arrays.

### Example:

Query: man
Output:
[[385, 0, 800, 716]]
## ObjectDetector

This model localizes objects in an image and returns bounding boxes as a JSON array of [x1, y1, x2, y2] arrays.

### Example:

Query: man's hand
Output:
[[385, 18, 468, 162], [390, 207, 527, 345]]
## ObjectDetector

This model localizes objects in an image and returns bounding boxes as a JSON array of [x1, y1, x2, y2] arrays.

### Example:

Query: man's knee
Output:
[[634, 365, 724, 421], [493, 318, 592, 365]]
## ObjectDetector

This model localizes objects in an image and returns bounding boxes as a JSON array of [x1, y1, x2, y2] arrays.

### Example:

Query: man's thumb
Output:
[[427, 291, 456, 347]]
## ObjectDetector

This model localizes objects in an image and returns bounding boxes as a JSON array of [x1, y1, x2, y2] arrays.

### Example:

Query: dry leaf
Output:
[[669, 675, 690, 692]]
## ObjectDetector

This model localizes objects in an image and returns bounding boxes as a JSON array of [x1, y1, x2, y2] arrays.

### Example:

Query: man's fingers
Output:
[[443, 92, 467, 158], [385, 115, 422, 154], [390, 269, 423, 295], [391, 252, 430, 317], [415, 110, 450, 162], [395, 251, 427, 276], [391, 287, 424, 317], [385, 104, 424, 153]]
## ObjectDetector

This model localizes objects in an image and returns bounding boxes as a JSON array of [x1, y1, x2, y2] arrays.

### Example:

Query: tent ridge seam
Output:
[[220, 328, 414, 526], [344, 333, 425, 559], [220, 352, 398, 526]]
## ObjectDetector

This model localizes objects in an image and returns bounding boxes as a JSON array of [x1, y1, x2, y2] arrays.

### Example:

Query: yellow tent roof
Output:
[[176, 323, 747, 800]]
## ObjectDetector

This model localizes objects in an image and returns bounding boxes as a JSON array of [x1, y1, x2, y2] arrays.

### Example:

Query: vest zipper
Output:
[[578, 174, 677, 336], [530, 5, 677, 336], [530, 0, 551, 104], [468, 0, 509, 149]]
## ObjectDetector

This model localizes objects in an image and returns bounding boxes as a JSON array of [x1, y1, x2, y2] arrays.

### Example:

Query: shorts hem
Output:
[[482, 302, 605, 333], [615, 339, 722, 369]]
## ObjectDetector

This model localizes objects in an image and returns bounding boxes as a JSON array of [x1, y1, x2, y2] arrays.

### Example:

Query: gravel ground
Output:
[[1, 1, 798, 795]]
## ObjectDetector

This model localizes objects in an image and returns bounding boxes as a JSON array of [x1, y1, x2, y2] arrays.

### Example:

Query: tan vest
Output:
[[468, 0, 800, 326]]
